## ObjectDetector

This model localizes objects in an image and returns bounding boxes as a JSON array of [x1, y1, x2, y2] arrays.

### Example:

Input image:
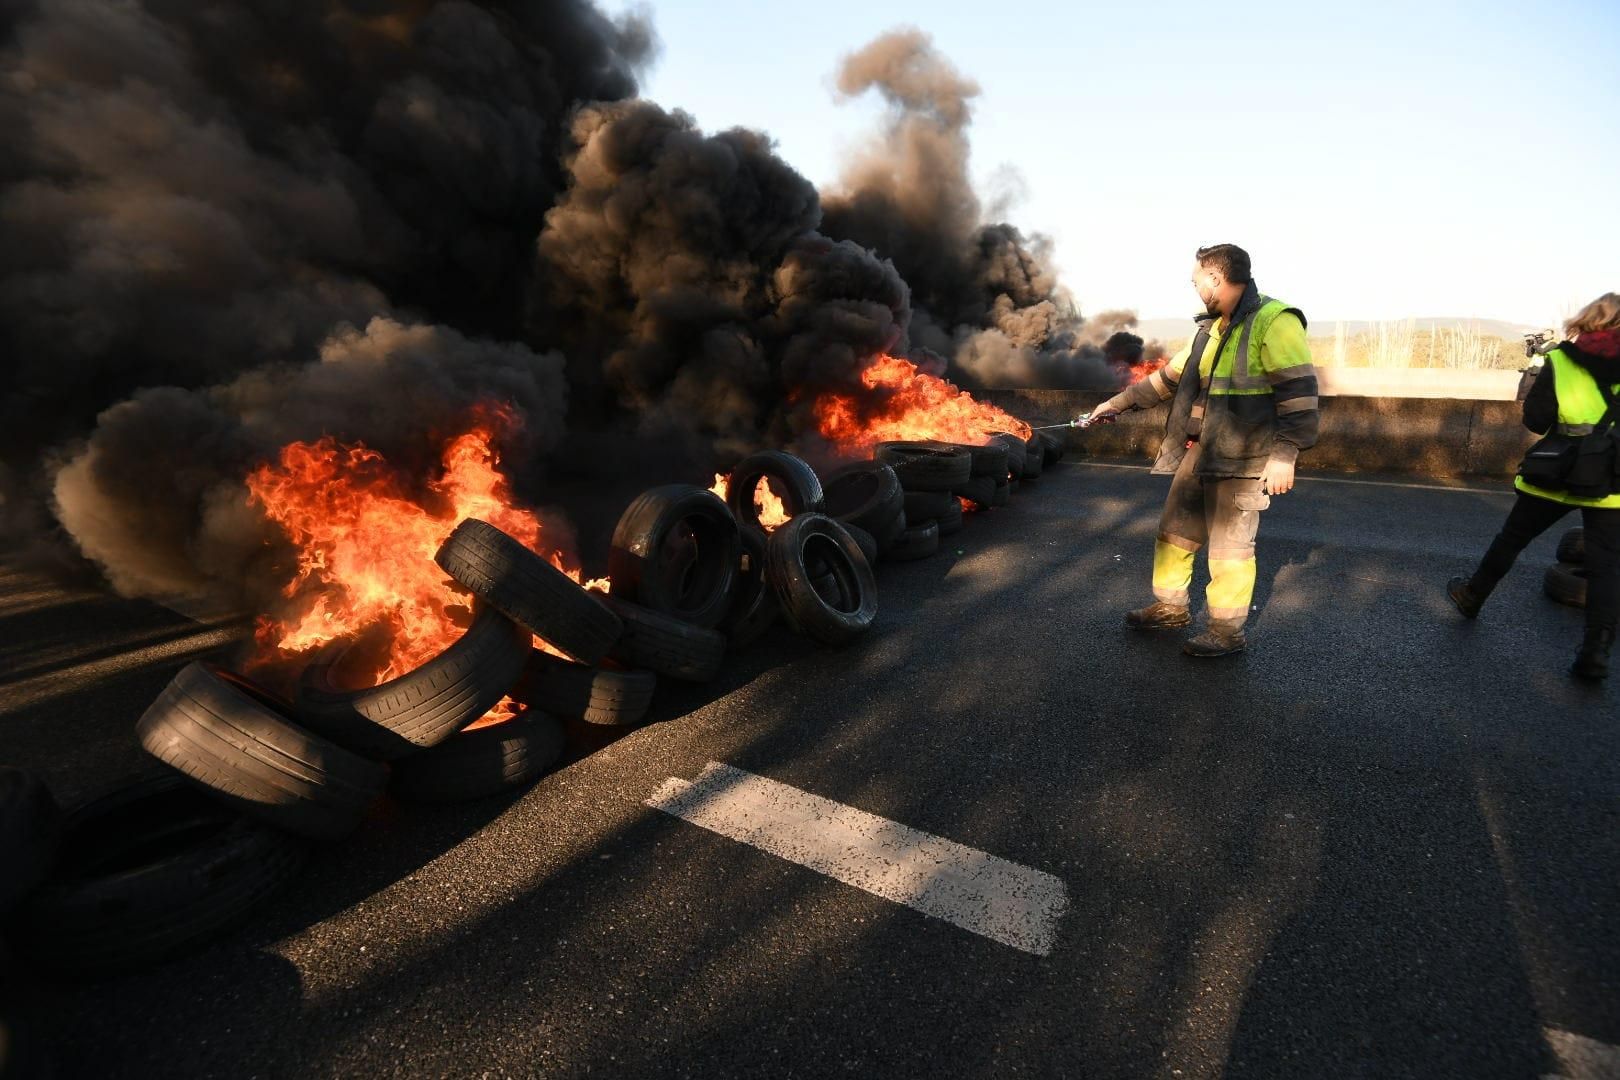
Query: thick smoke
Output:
[[0, 0, 650, 594], [533, 100, 910, 462], [820, 29, 1134, 390]]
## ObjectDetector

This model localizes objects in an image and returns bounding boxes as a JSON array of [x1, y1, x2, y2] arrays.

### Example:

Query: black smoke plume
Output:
[[819, 29, 1137, 390]]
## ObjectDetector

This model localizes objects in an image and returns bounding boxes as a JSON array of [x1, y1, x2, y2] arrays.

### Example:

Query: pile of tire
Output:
[[1544, 526, 1588, 608]]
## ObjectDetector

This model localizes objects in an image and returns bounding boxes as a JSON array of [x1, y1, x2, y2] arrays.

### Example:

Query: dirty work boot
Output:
[[1182, 620, 1247, 657], [1124, 601, 1191, 630], [1571, 626, 1614, 681], [1446, 576, 1488, 619]]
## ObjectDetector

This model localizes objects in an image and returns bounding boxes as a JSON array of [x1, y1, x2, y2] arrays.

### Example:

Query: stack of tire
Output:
[[707, 451, 879, 647], [1544, 526, 1589, 608]]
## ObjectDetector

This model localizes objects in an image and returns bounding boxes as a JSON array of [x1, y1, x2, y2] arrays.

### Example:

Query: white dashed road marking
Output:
[[647, 762, 1069, 955]]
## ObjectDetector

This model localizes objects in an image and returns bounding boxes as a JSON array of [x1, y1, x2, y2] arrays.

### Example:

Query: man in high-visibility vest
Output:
[[1084, 245, 1319, 656]]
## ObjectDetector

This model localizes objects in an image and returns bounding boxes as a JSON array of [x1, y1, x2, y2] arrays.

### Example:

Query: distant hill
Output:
[[1132, 316, 1543, 343]]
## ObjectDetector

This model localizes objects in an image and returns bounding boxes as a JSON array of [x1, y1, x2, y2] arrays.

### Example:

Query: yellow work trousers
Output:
[[1150, 442, 1269, 624]]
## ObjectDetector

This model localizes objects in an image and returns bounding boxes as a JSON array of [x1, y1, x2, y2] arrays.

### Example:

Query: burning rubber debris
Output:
[[1, 0, 1098, 980]]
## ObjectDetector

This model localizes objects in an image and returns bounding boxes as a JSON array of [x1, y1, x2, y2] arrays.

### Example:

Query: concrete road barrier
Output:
[[983, 388, 1536, 479]]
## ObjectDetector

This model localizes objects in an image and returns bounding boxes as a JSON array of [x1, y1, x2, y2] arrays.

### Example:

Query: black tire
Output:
[[1556, 527, 1585, 565], [887, 519, 941, 562], [956, 475, 997, 509], [14, 774, 307, 975], [296, 603, 531, 761], [390, 709, 565, 803], [726, 451, 824, 535], [1038, 431, 1062, 466], [603, 596, 728, 682], [875, 442, 972, 492], [991, 478, 1010, 507], [843, 523, 880, 568], [903, 489, 956, 521], [0, 769, 63, 915], [937, 498, 965, 536], [1544, 562, 1588, 608], [874, 508, 908, 553], [720, 528, 779, 650], [1021, 439, 1045, 478], [821, 460, 904, 535], [993, 434, 1026, 480], [138, 664, 388, 841], [607, 485, 740, 629], [1008, 475, 1022, 494], [766, 515, 877, 646], [510, 652, 656, 727], [963, 441, 1009, 479], [436, 519, 623, 663]]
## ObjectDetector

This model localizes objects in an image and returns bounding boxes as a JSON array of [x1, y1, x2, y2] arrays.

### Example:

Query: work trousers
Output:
[[1471, 492, 1620, 632], [1151, 442, 1269, 624]]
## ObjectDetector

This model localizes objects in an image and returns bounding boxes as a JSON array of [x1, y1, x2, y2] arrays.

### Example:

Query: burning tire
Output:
[[1544, 561, 1588, 608], [887, 519, 941, 561], [1037, 431, 1064, 466], [842, 523, 880, 568], [297, 603, 532, 762], [964, 441, 1009, 479], [903, 489, 956, 522], [993, 435, 1027, 480], [390, 709, 565, 803], [726, 451, 825, 535], [720, 529, 779, 650], [937, 498, 964, 536], [607, 485, 741, 629], [511, 652, 656, 728], [13, 773, 306, 975], [876, 442, 971, 492], [436, 518, 624, 663], [0, 768, 62, 915], [139, 663, 388, 840], [821, 460, 904, 537], [955, 475, 996, 510], [602, 596, 727, 682], [766, 514, 877, 646], [1020, 439, 1045, 479], [1556, 527, 1585, 565]]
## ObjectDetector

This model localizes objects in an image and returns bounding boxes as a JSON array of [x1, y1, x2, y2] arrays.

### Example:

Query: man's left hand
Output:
[[1261, 459, 1295, 496]]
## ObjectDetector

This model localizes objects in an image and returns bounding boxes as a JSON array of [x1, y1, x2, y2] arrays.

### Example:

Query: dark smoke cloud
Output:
[[533, 100, 910, 460], [820, 28, 1136, 391], [0, 0, 649, 595]]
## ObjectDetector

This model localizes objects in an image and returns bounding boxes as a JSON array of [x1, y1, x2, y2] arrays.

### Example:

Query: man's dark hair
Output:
[[1195, 243, 1251, 285]]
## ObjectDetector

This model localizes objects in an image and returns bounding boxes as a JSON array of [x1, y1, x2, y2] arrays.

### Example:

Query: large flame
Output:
[[709, 473, 791, 531], [246, 409, 606, 691], [1125, 355, 1168, 385], [812, 353, 1031, 457]]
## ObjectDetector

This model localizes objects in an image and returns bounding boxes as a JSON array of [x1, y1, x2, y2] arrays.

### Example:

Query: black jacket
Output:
[[1523, 340, 1620, 434]]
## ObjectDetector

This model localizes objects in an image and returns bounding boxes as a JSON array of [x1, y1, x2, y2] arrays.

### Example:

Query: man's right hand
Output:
[[1079, 403, 1119, 428]]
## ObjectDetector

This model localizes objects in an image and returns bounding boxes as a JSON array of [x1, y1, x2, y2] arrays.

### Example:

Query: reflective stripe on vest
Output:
[[1207, 298, 1298, 396]]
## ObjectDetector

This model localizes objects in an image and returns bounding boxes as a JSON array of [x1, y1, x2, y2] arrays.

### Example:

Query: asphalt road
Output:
[[2, 459, 1616, 1079]]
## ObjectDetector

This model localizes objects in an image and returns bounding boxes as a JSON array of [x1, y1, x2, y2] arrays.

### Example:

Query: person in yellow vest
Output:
[[1448, 292, 1620, 681], [1083, 244, 1318, 656]]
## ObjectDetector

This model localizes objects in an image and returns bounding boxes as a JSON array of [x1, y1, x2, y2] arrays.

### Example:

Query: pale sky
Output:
[[601, 0, 1618, 328]]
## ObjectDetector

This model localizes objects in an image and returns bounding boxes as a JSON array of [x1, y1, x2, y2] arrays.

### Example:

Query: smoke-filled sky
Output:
[[605, 0, 1620, 328]]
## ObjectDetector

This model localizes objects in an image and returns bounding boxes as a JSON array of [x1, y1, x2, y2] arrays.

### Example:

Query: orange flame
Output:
[[709, 473, 792, 531], [246, 410, 606, 691], [811, 354, 1031, 457], [1126, 356, 1167, 385]]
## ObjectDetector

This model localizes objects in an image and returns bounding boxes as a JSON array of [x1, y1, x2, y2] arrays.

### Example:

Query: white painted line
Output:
[[1543, 1027, 1620, 1080], [1069, 459, 1512, 496], [646, 762, 1069, 956]]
